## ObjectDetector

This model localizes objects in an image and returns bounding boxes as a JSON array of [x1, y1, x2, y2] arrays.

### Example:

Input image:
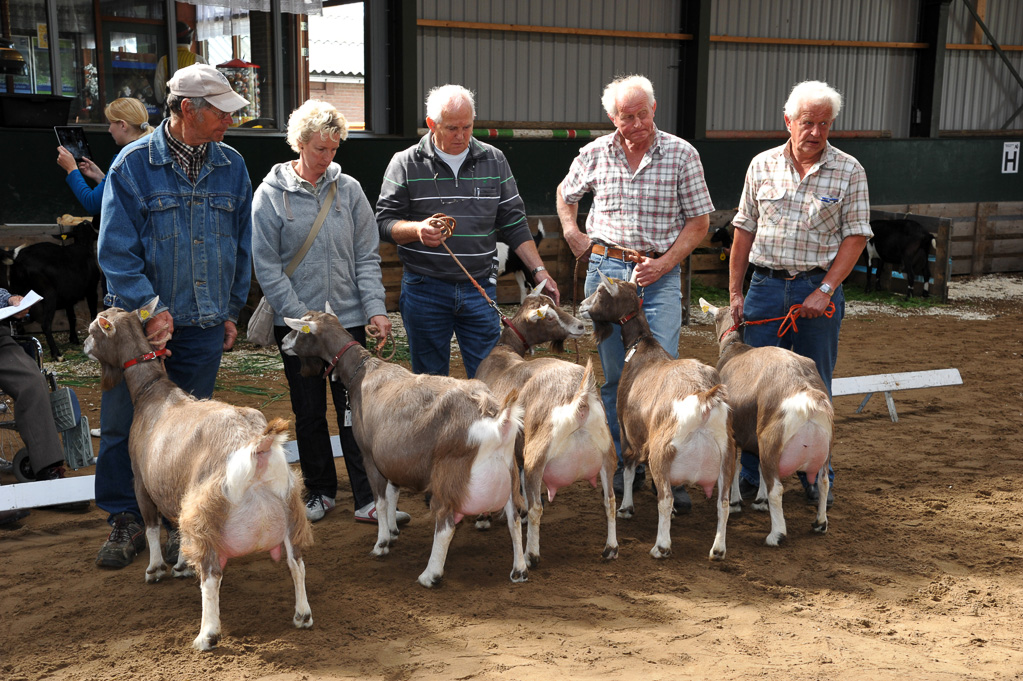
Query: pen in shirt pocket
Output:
[[816, 193, 840, 204]]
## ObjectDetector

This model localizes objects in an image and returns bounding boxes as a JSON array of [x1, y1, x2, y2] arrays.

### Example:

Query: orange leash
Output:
[[722, 302, 836, 341]]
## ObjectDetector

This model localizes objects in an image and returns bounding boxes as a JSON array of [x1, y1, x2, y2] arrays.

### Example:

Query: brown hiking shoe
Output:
[[95, 513, 146, 569]]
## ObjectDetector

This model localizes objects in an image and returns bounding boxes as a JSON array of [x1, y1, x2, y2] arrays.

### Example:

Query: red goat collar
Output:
[[618, 298, 643, 325], [122, 348, 168, 369], [501, 316, 529, 352], [323, 340, 361, 379]]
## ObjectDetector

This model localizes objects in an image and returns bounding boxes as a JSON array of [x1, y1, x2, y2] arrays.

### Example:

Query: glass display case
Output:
[[217, 58, 260, 125], [102, 23, 165, 124]]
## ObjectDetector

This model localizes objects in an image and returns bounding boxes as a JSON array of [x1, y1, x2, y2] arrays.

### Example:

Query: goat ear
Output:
[[528, 280, 545, 297], [324, 300, 336, 317], [283, 316, 317, 334], [138, 297, 160, 322], [97, 315, 115, 335], [527, 304, 549, 322], [628, 269, 639, 285], [699, 298, 718, 315], [598, 269, 617, 295]]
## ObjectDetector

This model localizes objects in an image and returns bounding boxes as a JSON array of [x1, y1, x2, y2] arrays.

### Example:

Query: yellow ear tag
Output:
[[700, 303, 710, 313], [140, 309, 150, 320], [720, 252, 727, 261], [301, 324, 311, 334], [536, 309, 546, 319], [99, 318, 112, 330]]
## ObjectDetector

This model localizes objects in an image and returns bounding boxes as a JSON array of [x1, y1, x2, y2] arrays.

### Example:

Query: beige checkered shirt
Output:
[[733, 141, 872, 272]]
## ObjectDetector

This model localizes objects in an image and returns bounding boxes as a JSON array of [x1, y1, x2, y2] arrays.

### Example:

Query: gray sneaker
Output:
[[305, 494, 336, 522], [95, 513, 146, 569]]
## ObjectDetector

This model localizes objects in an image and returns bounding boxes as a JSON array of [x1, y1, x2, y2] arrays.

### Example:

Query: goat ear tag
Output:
[[139, 309, 150, 321], [301, 324, 311, 334], [98, 317, 113, 331]]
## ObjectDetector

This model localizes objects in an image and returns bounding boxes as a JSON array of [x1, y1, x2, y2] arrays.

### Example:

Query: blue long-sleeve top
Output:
[[64, 170, 105, 215]]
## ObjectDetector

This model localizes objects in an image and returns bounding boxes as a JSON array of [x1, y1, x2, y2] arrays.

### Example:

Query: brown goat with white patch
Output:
[[579, 272, 735, 560], [475, 284, 618, 568], [700, 299, 833, 546], [280, 305, 526, 587], [83, 302, 313, 651]]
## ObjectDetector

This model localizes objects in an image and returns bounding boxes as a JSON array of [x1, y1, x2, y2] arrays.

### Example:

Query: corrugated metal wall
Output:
[[942, 0, 1023, 131], [415, 1, 1023, 137], [417, 0, 682, 132], [708, 0, 919, 136]]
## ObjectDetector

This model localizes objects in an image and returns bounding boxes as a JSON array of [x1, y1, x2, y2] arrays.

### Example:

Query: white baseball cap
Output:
[[168, 63, 249, 113]]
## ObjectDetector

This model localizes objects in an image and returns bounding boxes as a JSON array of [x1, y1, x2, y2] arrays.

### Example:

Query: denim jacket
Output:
[[98, 120, 253, 326]]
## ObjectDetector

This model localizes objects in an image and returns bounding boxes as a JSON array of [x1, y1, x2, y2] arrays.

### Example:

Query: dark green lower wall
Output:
[[2, 127, 1020, 225]]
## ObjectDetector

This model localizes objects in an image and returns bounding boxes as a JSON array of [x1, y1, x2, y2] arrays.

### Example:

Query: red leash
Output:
[[720, 302, 836, 341]]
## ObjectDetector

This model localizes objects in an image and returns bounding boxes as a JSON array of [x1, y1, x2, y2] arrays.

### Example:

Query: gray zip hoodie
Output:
[[252, 161, 387, 328]]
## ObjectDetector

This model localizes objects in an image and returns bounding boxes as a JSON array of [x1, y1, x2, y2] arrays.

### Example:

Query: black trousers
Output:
[[0, 326, 63, 473], [274, 324, 373, 509]]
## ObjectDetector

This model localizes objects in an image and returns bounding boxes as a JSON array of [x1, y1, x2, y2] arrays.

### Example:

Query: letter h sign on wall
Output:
[[1004, 142, 1020, 174]]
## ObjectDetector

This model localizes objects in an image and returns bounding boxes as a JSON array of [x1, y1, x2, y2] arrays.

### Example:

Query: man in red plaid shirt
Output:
[[556, 74, 713, 514]]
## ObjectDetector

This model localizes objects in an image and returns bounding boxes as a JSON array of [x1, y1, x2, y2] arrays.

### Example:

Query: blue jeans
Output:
[[399, 271, 501, 379], [274, 324, 372, 509], [584, 255, 682, 466], [738, 270, 844, 490], [94, 325, 226, 524]]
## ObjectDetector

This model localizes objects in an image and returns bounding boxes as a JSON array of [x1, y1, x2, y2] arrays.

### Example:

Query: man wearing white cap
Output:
[[93, 63, 254, 570]]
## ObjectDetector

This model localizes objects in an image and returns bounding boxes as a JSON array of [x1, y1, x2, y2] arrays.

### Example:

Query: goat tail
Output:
[[224, 418, 293, 505], [497, 388, 525, 444], [671, 385, 732, 439], [779, 391, 834, 443]]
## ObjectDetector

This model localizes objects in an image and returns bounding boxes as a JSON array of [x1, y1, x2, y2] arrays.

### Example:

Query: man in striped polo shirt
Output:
[[376, 84, 558, 379], [729, 80, 872, 508], [556, 74, 714, 514]]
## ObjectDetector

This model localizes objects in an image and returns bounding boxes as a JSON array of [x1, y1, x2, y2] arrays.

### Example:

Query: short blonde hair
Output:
[[104, 97, 153, 136], [784, 80, 843, 120], [286, 99, 348, 153], [601, 75, 656, 118]]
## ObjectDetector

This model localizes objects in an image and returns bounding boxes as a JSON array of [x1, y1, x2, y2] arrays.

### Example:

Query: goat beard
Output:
[[99, 364, 125, 392], [549, 339, 565, 354], [299, 356, 325, 378], [591, 320, 615, 345]]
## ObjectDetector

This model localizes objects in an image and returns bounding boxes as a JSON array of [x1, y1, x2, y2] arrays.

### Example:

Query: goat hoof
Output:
[[616, 506, 634, 519], [474, 516, 491, 531], [417, 572, 442, 588], [765, 532, 786, 547], [293, 611, 313, 629], [709, 548, 726, 562], [602, 545, 619, 561], [509, 568, 529, 583], [526, 553, 540, 569], [649, 545, 671, 559], [729, 502, 742, 513], [812, 519, 828, 534], [371, 544, 390, 557], [751, 499, 769, 512], [192, 632, 220, 651], [145, 565, 169, 583], [172, 564, 194, 579]]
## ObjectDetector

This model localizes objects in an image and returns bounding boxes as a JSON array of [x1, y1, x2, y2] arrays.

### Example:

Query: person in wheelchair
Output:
[[0, 288, 82, 526]]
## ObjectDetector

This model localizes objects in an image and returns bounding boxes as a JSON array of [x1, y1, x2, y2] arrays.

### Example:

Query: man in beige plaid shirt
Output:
[[729, 80, 872, 508]]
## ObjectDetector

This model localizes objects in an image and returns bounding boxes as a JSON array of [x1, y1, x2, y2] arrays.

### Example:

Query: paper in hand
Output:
[[0, 290, 42, 320]]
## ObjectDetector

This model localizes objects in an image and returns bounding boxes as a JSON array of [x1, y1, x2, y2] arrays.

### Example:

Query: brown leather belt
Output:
[[591, 243, 662, 261], [753, 265, 827, 280]]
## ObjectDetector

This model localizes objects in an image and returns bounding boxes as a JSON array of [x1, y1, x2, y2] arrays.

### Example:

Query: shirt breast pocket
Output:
[[210, 196, 238, 237], [756, 185, 785, 225], [808, 192, 843, 234], [145, 196, 181, 241]]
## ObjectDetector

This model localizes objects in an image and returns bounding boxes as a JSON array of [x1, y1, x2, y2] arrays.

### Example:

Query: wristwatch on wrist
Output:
[[531, 265, 546, 276], [818, 282, 834, 297]]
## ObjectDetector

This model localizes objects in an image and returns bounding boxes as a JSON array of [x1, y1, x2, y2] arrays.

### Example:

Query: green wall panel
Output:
[[3, 128, 1020, 225]]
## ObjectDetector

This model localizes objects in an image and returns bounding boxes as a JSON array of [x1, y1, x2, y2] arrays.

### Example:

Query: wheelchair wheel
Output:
[[0, 393, 23, 470], [13, 447, 34, 483]]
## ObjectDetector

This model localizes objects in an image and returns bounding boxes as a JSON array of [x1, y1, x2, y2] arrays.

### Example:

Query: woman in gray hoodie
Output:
[[252, 100, 408, 526]]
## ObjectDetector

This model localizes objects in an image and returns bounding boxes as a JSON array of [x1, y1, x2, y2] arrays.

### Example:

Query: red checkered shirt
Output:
[[560, 128, 715, 254], [734, 141, 872, 273]]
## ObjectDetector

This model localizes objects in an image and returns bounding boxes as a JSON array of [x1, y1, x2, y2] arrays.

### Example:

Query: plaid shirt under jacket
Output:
[[560, 127, 714, 254], [733, 141, 872, 273]]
